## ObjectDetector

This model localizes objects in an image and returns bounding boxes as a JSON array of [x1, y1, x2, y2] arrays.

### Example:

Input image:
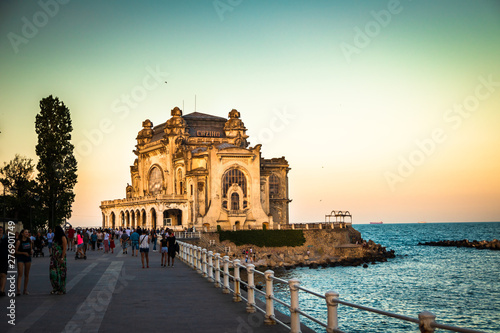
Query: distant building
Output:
[[100, 107, 291, 231]]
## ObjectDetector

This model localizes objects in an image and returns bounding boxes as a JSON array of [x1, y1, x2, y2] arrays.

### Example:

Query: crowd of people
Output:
[[0, 225, 179, 297]]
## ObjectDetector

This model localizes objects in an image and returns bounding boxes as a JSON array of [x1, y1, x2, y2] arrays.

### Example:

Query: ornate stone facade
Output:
[[100, 107, 291, 231]]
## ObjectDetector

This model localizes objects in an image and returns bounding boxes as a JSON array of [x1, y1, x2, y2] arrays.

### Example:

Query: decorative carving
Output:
[[126, 184, 133, 199], [171, 106, 182, 117], [235, 137, 245, 148], [136, 119, 154, 145], [224, 109, 249, 147], [224, 109, 246, 131], [132, 175, 139, 196], [198, 182, 204, 192], [165, 107, 189, 138]]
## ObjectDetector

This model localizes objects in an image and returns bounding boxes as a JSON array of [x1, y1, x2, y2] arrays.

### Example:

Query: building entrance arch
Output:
[[151, 208, 157, 230], [163, 209, 182, 227], [131, 211, 136, 229], [233, 221, 240, 231], [141, 209, 147, 227]]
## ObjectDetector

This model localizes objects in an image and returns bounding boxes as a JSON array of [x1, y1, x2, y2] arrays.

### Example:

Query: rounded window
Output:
[[222, 168, 247, 198], [149, 166, 163, 195]]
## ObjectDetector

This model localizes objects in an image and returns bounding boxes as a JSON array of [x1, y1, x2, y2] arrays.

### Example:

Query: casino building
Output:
[[100, 107, 291, 231]]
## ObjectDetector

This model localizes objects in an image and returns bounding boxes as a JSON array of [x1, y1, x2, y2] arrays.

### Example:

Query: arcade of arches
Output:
[[100, 107, 291, 231]]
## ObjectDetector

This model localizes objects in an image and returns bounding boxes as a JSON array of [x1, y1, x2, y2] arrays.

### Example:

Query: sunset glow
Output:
[[1, 0, 499, 226]]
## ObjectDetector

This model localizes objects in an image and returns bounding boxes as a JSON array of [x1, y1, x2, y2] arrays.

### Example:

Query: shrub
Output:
[[218, 230, 305, 247]]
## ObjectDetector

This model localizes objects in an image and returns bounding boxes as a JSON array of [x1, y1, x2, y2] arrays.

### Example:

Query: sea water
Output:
[[272, 222, 500, 332]]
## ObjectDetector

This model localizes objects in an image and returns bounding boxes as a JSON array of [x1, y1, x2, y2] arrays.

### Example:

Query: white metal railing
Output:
[[178, 241, 487, 333], [174, 231, 201, 239]]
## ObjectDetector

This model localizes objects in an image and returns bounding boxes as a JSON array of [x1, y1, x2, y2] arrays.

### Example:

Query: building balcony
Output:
[[227, 209, 247, 217]]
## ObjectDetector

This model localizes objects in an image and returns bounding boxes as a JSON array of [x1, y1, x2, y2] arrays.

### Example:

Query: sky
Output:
[[1, 0, 499, 226]]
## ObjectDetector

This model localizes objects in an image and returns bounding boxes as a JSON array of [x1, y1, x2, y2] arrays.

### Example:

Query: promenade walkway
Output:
[[0, 246, 314, 333]]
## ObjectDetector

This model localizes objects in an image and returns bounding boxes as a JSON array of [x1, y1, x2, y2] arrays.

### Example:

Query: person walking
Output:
[[76, 230, 84, 258], [130, 229, 139, 256], [167, 230, 176, 267], [15, 229, 33, 296], [90, 230, 97, 251], [120, 231, 129, 254], [160, 234, 168, 267], [151, 230, 157, 252], [50, 226, 67, 295], [97, 230, 103, 250], [103, 230, 110, 253], [67, 226, 75, 251], [109, 231, 115, 254], [83, 229, 89, 254], [139, 230, 149, 268], [46, 228, 54, 255]]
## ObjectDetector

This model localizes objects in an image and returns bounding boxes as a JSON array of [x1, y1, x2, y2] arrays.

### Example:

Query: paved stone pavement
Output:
[[1, 247, 315, 333]]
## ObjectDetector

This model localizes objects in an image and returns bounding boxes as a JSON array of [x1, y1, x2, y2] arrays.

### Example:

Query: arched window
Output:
[[269, 174, 280, 198], [148, 166, 163, 195], [222, 168, 247, 198], [231, 193, 240, 210]]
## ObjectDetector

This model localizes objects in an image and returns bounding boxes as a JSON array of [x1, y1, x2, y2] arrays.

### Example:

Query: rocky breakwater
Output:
[[418, 239, 500, 250], [199, 227, 395, 270]]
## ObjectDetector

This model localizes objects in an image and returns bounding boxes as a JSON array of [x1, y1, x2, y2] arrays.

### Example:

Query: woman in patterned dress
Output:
[[50, 226, 67, 295]]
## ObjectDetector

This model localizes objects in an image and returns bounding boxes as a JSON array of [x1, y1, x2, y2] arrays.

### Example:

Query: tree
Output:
[[35, 95, 78, 229], [0, 155, 37, 228]]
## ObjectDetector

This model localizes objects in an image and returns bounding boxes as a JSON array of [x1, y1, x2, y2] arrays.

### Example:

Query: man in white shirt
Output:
[[46, 229, 54, 255]]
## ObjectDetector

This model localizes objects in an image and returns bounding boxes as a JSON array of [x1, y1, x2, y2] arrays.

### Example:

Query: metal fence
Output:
[[177, 241, 486, 333], [174, 231, 201, 239]]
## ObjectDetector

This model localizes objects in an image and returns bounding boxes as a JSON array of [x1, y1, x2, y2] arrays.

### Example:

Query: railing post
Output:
[[233, 259, 241, 302], [192, 245, 197, 270], [207, 251, 214, 282], [202, 249, 208, 277], [325, 290, 339, 333], [264, 270, 276, 325], [418, 311, 436, 333], [246, 264, 256, 313], [189, 245, 194, 268], [214, 253, 221, 288], [289, 278, 301, 333], [196, 247, 202, 274], [222, 256, 230, 294]]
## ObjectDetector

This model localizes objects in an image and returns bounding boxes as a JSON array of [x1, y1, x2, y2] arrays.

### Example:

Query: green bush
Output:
[[218, 230, 305, 247]]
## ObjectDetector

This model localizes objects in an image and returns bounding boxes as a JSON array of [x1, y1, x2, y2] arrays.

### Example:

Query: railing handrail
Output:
[[177, 241, 487, 333], [174, 231, 201, 239]]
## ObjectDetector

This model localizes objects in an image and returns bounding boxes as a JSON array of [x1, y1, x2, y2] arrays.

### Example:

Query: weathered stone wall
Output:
[[186, 227, 373, 268]]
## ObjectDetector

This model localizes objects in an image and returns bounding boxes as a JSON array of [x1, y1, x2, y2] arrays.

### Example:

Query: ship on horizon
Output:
[[370, 221, 383, 224]]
